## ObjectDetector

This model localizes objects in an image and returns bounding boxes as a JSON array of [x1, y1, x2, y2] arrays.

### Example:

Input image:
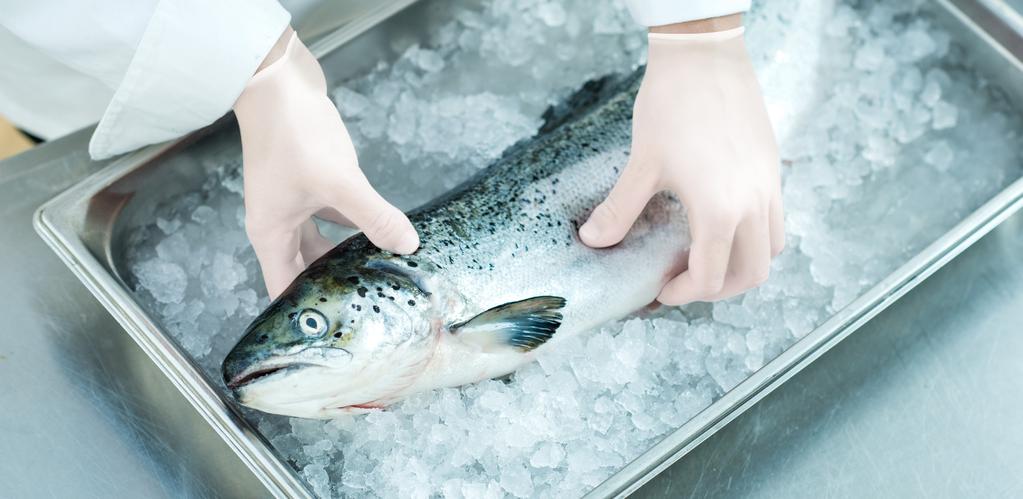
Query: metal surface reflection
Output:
[[0, 131, 269, 498]]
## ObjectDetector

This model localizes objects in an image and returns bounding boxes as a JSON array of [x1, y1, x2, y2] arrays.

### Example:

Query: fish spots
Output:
[[333, 332, 343, 339], [257, 334, 269, 344], [356, 305, 362, 311], [317, 92, 633, 311], [318, 297, 327, 303]]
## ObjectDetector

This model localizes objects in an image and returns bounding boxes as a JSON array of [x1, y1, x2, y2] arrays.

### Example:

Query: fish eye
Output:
[[296, 309, 328, 336]]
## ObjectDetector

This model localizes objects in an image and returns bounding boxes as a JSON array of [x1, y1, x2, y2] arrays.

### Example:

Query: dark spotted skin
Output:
[[305, 69, 682, 336], [288, 74, 643, 278]]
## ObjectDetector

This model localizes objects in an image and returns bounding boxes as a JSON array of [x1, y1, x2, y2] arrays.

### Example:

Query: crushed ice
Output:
[[122, 0, 1022, 497]]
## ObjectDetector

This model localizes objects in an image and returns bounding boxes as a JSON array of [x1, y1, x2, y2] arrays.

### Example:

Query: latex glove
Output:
[[579, 25, 784, 305], [234, 30, 419, 299]]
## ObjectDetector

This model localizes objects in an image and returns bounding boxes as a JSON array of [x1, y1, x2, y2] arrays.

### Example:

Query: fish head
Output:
[[222, 258, 436, 418]]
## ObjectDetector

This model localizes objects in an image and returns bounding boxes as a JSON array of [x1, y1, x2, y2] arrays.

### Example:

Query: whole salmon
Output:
[[222, 73, 690, 419]]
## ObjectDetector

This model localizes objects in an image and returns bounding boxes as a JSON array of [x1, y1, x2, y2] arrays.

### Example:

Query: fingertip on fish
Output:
[[391, 230, 420, 255], [578, 221, 600, 246]]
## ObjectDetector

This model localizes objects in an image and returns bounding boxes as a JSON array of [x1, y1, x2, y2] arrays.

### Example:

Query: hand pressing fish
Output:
[[222, 73, 690, 418]]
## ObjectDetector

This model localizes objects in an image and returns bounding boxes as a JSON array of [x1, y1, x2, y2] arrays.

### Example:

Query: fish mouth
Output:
[[225, 347, 354, 391], [226, 362, 312, 390]]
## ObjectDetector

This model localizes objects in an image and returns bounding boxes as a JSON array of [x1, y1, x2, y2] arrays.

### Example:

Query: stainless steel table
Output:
[[0, 130, 269, 498], [635, 205, 1023, 497]]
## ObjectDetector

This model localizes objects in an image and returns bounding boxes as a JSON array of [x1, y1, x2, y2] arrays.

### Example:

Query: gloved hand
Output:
[[579, 25, 784, 305], [234, 29, 419, 299]]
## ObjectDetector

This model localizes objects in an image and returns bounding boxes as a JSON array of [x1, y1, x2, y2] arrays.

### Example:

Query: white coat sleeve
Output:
[[88, 0, 291, 159], [623, 0, 751, 27]]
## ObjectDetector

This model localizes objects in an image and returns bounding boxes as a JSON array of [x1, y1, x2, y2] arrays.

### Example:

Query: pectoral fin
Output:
[[450, 296, 567, 352]]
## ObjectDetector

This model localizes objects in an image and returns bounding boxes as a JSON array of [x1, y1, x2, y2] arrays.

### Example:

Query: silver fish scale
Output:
[[398, 71, 690, 337]]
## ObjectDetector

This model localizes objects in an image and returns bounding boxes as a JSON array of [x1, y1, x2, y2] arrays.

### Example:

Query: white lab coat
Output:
[[0, 0, 749, 160]]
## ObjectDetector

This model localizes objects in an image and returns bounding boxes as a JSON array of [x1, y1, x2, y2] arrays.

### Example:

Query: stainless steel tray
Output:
[[33, 0, 1023, 497], [630, 205, 1023, 498]]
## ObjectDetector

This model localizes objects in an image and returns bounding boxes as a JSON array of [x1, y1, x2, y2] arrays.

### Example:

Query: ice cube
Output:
[[898, 26, 935, 62], [567, 448, 602, 474], [334, 86, 373, 118], [530, 443, 566, 468], [924, 140, 955, 171], [536, 3, 566, 27], [155, 231, 189, 262], [164, 300, 204, 329], [853, 42, 885, 71], [412, 47, 445, 73], [613, 319, 647, 369], [133, 259, 187, 304], [931, 100, 958, 130], [303, 463, 331, 498], [499, 462, 533, 498], [477, 389, 512, 413], [155, 217, 182, 235], [206, 251, 247, 292], [920, 79, 942, 107], [190, 205, 217, 225]]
